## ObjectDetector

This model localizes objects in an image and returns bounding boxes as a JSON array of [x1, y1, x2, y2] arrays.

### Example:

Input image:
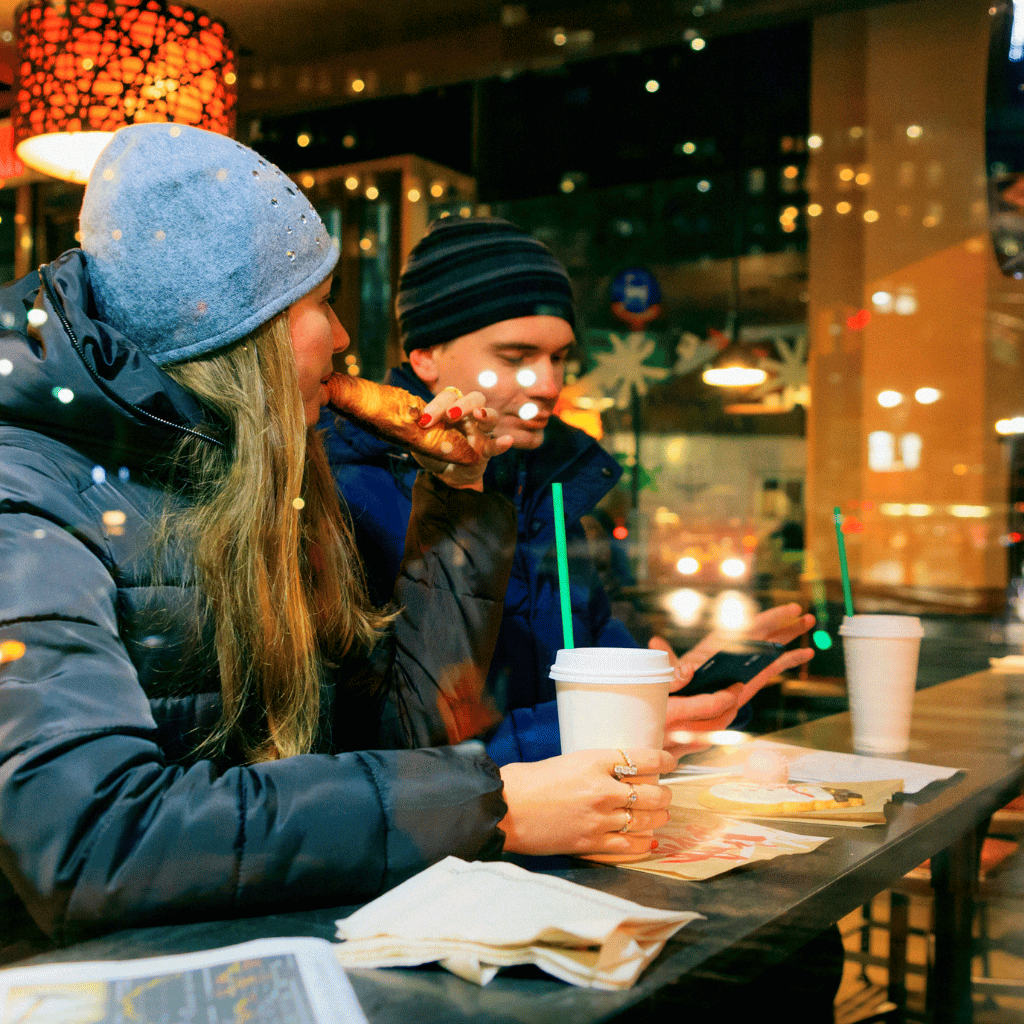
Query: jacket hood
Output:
[[0, 249, 223, 467]]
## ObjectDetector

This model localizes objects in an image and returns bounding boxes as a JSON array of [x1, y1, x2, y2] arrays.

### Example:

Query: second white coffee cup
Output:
[[839, 614, 923, 754], [550, 647, 675, 755]]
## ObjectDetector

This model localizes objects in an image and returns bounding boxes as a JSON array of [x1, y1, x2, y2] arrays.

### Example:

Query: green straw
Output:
[[833, 506, 854, 617], [551, 482, 575, 649]]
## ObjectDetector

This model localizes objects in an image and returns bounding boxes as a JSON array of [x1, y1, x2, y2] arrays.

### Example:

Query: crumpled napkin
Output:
[[333, 856, 701, 989]]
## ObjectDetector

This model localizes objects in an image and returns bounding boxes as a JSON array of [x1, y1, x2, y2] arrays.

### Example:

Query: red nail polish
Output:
[[418, 413, 432, 427], [650, 839, 658, 851], [448, 406, 463, 419]]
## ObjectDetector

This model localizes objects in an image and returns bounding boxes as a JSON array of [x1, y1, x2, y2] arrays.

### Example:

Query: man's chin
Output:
[[507, 421, 547, 450]]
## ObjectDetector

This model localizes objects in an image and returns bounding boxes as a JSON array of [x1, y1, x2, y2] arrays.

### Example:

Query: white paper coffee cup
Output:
[[550, 647, 675, 755], [839, 614, 923, 754]]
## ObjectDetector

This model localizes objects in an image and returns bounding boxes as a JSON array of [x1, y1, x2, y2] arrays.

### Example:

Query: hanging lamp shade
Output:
[[13, 0, 236, 184]]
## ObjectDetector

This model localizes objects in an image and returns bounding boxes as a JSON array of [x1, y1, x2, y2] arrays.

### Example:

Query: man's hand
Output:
[[649, 602, 816, 751]]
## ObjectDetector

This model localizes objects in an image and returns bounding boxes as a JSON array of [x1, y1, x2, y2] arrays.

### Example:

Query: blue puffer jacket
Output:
[[0, 252, 515, 958], [321, 364, 639, 765]]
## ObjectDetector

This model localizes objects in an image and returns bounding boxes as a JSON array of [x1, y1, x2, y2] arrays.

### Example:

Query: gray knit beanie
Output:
[[396, 216, 575, 354], [79, 123, 339, 366]]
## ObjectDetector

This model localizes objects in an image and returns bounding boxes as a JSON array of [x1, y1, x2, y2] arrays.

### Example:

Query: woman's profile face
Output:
[[287, 275, 349, 425]]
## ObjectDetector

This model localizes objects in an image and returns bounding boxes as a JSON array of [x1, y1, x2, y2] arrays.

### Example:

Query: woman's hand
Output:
[[498, 747, 676, 858], [413, 387, 514, 490]]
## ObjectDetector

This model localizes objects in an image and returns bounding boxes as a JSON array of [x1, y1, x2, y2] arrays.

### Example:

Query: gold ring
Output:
[[442, 385, 463, 399], [613, 749, 638, 779], [619, 808, 633, 834], [625, 783, 637, 807]]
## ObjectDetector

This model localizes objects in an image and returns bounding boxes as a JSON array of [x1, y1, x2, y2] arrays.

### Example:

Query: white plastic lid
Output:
[[549, 646, 676, 683], [838, 614, 924, 639]]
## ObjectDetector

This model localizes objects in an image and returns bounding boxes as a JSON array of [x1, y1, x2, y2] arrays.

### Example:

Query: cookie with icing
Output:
[[696, 778, 865, 816]]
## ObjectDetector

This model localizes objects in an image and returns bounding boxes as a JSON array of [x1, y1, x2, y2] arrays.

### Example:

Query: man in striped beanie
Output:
[[322, 216, 813, 762]]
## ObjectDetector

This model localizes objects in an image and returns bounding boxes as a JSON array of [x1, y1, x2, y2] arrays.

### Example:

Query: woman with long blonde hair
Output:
[[0, 125, 673, 958]]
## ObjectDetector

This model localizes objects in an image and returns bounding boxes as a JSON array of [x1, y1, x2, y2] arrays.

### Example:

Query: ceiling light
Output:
[[14, 0, 235, 184]]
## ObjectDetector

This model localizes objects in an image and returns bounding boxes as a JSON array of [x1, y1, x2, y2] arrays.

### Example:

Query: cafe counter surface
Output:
[[10, 669, 1024, 1024]]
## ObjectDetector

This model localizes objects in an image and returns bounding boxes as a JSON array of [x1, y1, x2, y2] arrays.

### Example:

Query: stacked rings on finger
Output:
[[625, 783, 637, 807], [442, 385, 463, 399], [619, 808, 633, 833], [613, 749, 638, 780]]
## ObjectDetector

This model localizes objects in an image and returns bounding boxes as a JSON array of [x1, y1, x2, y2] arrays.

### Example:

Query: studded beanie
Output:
[[79, 123, 339, 366], [396, 216, 575, 354]]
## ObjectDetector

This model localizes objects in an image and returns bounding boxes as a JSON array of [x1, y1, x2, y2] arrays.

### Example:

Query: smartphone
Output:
[[673, 639, 785, 695]]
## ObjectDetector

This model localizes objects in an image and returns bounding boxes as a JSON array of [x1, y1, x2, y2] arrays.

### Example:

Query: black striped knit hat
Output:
[[397, 216, 575, 354]]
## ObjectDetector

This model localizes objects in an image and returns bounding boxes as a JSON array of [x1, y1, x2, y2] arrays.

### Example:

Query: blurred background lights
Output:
[[518, 402, 539, 420], [292, 497, 305, 510], [296, 133, 311, 148], [906, 124, 923, 138], [26, 309, 47, 327], [839, 167, 854, 181], [477, 370, 498, 388], [553, 30, 567, 46], [877, 390, 903, 408], [560, 177, 576, 193], [893, 290, 918, 315], [365, 185, 379, 200], [665, 587, 704, 626], [301, 174, 314, 188], [696, 179, 711, 192], [812, 629, 833, 650], [351, 78, 365, 93], [690, 36, 706, 51], [996, 416, 1024, 435], [855, 171, 871, 185], [807, 203, 822, 216], [714, 591, 755, 631], [0, 359, 12, 375], [682, 141, 696, 154], [407, 188, 421, 202], [676, 556, 700, 575], [871, 290, 894, 312], [703, 366, 768, 387], [430, 182, 445, 198], [720, 557, 746, 579], [0, 640, 26, 663], [863, 209, 879, 222], [345, 176, 359, 190], [54, 387, 74, 404], [342, 134, 356, 148], [808, 134, 823, 148], [915, 387, 941, 404], [645, 79, 660, 93], [516, 368, 537, 387], [91, 466, 106, 485], [836, 201, 852, 214]]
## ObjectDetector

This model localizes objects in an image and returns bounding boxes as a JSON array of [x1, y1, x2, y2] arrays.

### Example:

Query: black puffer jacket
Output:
[[0, 250, 516, 958]]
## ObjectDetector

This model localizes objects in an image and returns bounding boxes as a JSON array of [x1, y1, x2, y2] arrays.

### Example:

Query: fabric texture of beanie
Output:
[[79, 123, 339, 366], [397, 216, 575, 354]]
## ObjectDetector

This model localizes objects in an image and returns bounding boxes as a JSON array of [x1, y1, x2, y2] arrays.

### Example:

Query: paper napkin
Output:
[[333, 856, 700, 989]]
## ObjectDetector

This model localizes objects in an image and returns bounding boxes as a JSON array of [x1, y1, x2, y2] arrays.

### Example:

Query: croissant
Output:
[[324, 373, 480, 466]]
